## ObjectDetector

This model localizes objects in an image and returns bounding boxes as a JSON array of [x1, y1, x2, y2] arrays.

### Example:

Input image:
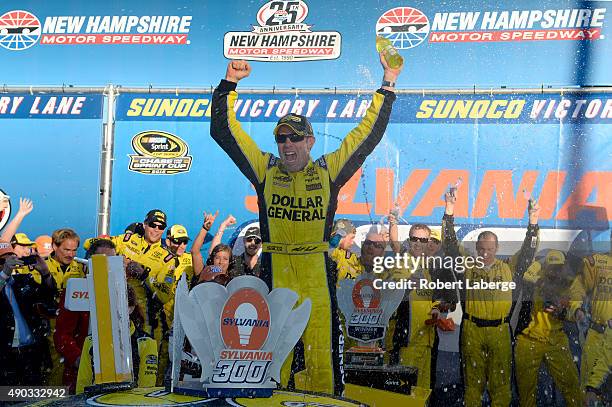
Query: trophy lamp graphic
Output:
[[360, 284, 374, 308], [236, 303, 257, 345], [172, 275, 312, 397]]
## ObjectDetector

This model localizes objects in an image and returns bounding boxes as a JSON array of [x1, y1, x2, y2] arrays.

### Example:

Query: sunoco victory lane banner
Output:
[[111, 91, 610, 237]]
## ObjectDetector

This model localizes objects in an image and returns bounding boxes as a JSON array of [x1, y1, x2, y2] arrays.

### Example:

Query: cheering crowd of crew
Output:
[[0, 195, 609, 406]]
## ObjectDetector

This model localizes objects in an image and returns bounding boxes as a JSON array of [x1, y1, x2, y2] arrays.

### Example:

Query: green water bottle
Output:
[[376, 36, 403, 69]]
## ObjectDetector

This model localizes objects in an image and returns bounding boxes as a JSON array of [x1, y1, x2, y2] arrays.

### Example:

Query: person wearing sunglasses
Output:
[[443, 191, 540, 407], [232, 226, 262, 278], [159, 224, 194, 386], [111, 209, 178, 385], [210, 51, 402, 396], [385, 222, 450, 391]]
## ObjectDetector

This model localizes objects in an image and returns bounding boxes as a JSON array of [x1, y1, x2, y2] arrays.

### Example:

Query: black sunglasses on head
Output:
[[409, 236, 430, 243], [170, 238, 189, 245], [245, 237, 262, 244], [147, 222, 165, 230], [275, 133, 306, 144]]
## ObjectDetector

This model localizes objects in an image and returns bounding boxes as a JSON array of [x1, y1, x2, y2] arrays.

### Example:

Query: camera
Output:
[[22, 254, 38, 266]]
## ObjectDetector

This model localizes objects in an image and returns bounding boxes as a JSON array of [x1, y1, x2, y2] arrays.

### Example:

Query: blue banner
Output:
[[110, 91, 611, 242], [116, 93, 612, 124], [0, 94, 103, 119]]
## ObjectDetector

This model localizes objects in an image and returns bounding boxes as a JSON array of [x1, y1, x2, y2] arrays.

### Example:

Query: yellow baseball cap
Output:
[[429, 228, 442, 242], [11, 233, 35, 246], [545, 250, 565, 265], [167, 224, 189, 240]]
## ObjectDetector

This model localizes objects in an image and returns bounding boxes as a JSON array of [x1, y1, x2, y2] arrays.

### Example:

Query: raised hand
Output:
[[225, 60, 252, 83], [17, 198, 34, 218], [203, 210, 219, 231]]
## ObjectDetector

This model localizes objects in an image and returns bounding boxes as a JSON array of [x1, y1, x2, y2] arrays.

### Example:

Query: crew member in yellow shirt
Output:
[[443, 191, 540, 407], [515, 250, 581, 407], [569, 229, 611, 398]]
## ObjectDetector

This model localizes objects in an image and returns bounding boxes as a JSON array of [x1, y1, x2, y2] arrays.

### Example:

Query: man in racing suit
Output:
[[515, 250, 581, 407], [443, 191, 540, 406], [111, 210, 177, 347], [210, 54, 401, 395], [569, 229, 611, 400]]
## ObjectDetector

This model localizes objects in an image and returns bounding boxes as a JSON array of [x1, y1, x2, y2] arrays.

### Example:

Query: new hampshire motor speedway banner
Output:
[[0, 94, 103, 241], [111, 91, 611, 244]]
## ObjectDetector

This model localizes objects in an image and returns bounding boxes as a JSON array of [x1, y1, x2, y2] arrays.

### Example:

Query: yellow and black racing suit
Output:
[[568, 252, 611, 390], [211, 79, 396, 395], [331, 247, 363, 284], [515, 261, 581, 407], [443, 214, 538, 407], [158, 252, 193, 386], [111, 233, 176, 343]]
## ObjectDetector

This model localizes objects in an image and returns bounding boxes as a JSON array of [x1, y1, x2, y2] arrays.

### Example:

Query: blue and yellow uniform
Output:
[[211, 79, 396, 395]]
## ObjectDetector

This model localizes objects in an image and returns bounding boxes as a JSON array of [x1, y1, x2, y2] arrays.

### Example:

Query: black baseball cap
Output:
[[244, 226, 261, 239], [144, 209, 167, 227], [273, 114, 313, 137]]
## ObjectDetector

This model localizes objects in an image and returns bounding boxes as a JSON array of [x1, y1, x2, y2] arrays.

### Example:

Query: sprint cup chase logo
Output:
[[224, 0, 341, 61], [0, 10, 41, 50], [376, 7, 430, 50], [128, 130, 192, 175], [0, 189, 11, 230]]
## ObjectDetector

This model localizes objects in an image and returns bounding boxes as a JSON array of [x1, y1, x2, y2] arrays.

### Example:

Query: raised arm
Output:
[[442, 191, 461, 259], [210, 60, 269, 186], [323, 52, 401, 187], [208, 214, 236, 256], [508, 202, 540, 280], [191, 211, 217, 277], [0, 198, 34, 241]]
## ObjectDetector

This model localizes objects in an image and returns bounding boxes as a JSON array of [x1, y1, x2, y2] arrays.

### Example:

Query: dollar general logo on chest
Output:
[[267, 193, 325, 221]]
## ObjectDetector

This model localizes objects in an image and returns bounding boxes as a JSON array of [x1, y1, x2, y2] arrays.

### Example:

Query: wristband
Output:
[[382, 80, 396, 88], [202, 224, 211, 231]]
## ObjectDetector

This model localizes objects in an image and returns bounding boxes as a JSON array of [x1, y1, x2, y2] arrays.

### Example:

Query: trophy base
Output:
[[345, 346, 385, 367], [172, 381, 274, 398], [344, 365, 418, 395], [84, 381, 134, 396]]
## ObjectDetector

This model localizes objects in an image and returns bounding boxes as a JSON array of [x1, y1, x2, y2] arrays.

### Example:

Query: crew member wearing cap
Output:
[[329, 219, 361, 283], [233, 226, 262, 278], [515, 250, 581, 407], [211, 52, 401, 395], [159, 224, 193, 385], [111, 210, 177, 352], [385, 223, 450, 390], [569, 229, 611, 401], [10, 233, 50, 285]]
